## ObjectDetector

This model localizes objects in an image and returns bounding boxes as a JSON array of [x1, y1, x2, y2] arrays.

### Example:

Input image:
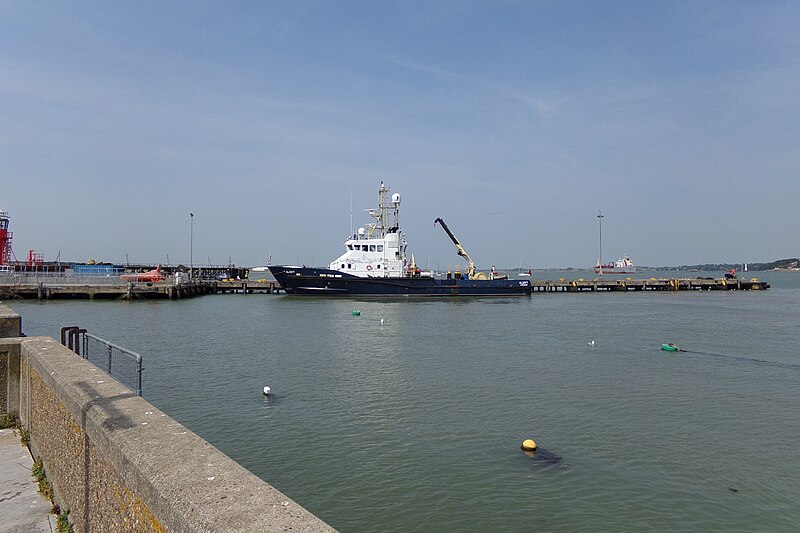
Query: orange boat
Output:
[[120, 265, 164, 282]]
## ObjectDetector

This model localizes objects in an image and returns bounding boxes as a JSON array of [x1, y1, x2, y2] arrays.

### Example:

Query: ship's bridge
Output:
[[329, 229, 407, 278]]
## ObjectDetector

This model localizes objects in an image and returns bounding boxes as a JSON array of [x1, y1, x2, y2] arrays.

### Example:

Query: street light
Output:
[[597, 210, 604, 276], [190, 212, 194, 280]]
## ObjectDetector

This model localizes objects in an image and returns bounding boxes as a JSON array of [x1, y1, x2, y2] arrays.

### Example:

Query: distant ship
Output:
[[594, 256, 636, 275], [268, 183, 532, 296]]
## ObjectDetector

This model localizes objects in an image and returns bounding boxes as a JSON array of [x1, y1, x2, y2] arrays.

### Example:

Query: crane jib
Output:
[[434, 217, 476, 279]]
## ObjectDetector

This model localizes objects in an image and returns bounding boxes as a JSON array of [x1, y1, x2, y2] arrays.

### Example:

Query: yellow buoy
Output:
[[521, 439, 537, 451]]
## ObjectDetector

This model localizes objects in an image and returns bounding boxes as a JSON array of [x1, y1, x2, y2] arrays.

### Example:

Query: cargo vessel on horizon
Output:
[[595, 256, 636, 275]]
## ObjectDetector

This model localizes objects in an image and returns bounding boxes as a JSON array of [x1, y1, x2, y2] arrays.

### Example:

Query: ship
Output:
[[594, 256, 636, 275], [268, 183, 532, 296]]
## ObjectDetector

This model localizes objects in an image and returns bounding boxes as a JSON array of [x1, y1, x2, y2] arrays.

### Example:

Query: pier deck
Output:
[[529, 277, 769, 292], [214, 280, 282, 294], [0, 277, 768, 300], [0, 280, 214, 300]]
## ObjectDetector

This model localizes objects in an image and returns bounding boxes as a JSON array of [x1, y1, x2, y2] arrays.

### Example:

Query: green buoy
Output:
[[661, 343, 683, 352]]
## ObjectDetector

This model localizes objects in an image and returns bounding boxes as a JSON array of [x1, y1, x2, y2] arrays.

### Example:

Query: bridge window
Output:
[[347, 245, 353, 250], [369, 245, 376, 252], [377, 245, 383, 252]]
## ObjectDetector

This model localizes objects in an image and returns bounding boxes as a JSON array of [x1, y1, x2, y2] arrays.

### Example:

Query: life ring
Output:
[[366, 265, 372, 270]]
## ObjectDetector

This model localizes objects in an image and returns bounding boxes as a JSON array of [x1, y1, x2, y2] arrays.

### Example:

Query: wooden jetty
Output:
[[213, 280, 282, 294], [529, 277, 769, 292], [0, 280, 214, 300], [0, 277, 768, 300]]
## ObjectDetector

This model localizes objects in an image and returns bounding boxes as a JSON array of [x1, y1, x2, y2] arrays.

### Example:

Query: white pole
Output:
[[597, 210, 604, 276], [190, 212, 194, 280]]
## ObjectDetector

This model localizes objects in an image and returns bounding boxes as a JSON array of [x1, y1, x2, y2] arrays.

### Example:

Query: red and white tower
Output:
[[0, 210, 12, 266]]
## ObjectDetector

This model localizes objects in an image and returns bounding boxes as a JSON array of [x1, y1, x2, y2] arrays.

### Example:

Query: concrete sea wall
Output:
[[0, 304, 334, 532]]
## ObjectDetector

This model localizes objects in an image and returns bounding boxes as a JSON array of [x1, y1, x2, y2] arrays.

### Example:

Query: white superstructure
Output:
[[328, 182, 409, 278]]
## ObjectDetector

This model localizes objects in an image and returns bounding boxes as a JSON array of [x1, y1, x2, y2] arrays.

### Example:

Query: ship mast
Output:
[[365, 181, 390, 238]]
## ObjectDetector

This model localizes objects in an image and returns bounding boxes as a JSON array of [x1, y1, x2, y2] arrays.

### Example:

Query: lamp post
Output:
[[190, 212, 194, 280], [597, 210, 604, 276]]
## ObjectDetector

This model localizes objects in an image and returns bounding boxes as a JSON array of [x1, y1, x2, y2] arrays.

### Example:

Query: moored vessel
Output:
[[269, 183, 532, 296]]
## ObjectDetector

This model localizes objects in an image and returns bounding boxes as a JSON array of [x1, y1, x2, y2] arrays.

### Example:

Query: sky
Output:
[[2, 1, 799, 269]]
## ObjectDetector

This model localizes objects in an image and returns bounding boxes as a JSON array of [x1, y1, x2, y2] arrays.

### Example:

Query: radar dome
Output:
[[392, 193, 401, 204], [358, 227, 366, 236]]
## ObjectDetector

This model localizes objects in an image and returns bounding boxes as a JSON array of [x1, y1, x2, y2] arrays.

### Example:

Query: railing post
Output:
[[68, 328, 86, 356], [107, 344, 113, 375], [136, 355, 143, 397], [61, 326, 79, 346]]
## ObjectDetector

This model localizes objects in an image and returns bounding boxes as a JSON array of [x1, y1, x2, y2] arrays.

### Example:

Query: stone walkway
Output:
[[0, 428, 53, 533]]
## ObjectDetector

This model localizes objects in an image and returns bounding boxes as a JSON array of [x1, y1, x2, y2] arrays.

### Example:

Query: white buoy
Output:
[[588, 340, 595, 347], [380, 318, 385, 325], [263, 386, 272, 396]]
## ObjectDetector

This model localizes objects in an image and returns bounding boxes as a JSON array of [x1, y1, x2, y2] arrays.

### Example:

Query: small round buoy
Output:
[[262, 386, 271, 396], [351, 310, 361, 316], [521, 439, 537, 451]]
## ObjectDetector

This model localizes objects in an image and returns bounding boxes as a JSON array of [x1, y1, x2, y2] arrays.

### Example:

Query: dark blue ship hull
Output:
[[268, 266, 532, 296]]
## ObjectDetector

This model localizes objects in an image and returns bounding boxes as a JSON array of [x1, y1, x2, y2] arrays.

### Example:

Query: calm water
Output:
[[11, 271, 800, 532]]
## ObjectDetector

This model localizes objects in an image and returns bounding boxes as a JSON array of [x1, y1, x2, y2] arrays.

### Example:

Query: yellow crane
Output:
[[434, 217, 489, 280]]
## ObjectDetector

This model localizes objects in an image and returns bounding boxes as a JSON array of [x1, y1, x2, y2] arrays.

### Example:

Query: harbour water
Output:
[[11, 271, 800, 532]]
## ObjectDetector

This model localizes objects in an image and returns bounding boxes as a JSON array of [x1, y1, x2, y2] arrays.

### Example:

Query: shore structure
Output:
[[0, 275, 769, 300], [528, 276, 769, 292], [0, 303, 335, 532], [0, 277, 283, 300]]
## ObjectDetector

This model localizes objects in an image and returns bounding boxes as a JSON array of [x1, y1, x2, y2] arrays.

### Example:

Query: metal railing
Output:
[[4, 272, 134, 286], [60, 326, 143, 396]]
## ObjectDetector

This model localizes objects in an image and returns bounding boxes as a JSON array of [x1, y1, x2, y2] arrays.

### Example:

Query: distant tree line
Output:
[[640, 258, 799, 271]]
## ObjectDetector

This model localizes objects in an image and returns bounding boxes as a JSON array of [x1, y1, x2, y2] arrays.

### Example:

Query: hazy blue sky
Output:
[[2, 1, 799, 269]]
